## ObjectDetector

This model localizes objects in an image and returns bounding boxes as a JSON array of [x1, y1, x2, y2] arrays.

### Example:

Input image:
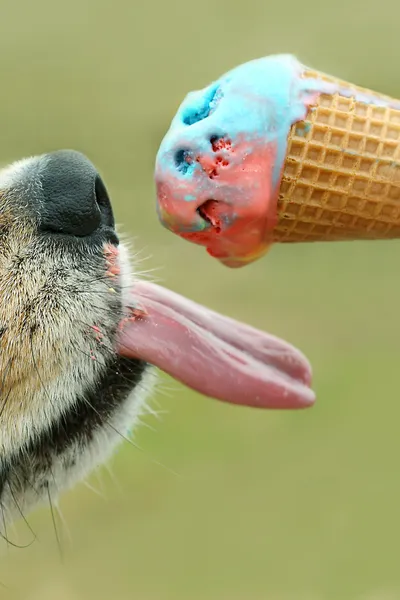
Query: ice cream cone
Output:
[[274, 69, 400, 243], [156, 55, 400, 266]]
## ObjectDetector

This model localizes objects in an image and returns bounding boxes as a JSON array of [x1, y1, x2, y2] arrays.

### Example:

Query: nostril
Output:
[[38, 150, 114, 238], [95, 175, 115, 228], [182, 84, 221, 126]]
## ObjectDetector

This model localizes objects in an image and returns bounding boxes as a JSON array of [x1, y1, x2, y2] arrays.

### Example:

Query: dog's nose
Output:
[[38, 150, 115, 237]]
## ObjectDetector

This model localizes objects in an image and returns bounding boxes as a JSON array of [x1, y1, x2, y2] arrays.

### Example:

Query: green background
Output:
[[2, 0, 400, 598]]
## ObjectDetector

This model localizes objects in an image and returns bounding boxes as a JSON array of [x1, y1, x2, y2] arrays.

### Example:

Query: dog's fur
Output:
[[0, 154, 155, 527]]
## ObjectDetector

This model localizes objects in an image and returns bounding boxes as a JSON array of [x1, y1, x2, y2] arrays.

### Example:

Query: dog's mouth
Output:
[[2, 147, 313, 411], [118, 281, 315, 410], [0, 147, 317, 531]]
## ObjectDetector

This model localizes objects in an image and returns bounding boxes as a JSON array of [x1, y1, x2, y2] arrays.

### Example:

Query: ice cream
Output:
[[155, 54, 400, 267]]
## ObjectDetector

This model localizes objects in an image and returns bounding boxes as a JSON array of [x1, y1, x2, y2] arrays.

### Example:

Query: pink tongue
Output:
[[117, 281, 315, 409]]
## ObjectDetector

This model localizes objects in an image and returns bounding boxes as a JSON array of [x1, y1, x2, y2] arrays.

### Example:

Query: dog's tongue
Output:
[[117, 281, 315, 409]]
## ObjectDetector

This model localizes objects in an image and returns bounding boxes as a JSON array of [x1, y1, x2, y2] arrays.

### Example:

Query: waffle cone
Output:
[[273, 70, 400, 243]]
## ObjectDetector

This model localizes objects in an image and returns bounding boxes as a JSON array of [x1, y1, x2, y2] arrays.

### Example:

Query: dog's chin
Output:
[[0, 239, 156, 527]]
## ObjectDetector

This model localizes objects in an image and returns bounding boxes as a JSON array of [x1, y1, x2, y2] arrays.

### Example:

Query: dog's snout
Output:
[[38, 150, 115, 237]]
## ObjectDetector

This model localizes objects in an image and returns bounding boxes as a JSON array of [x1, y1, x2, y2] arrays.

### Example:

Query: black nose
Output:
[[38, 150, 115, 237]]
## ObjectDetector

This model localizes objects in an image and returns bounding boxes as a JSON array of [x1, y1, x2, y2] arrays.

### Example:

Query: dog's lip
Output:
[[117, 281, 315, 410]]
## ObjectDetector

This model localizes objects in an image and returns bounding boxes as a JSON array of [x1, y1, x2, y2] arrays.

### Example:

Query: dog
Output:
[[0, 149, 314, 532]]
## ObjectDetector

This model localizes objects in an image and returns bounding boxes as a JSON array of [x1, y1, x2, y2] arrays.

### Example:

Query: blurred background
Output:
[[2, 0, 400, 598]]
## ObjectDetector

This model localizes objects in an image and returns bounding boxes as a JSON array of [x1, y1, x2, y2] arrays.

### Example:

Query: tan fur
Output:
[[0, 153, 155, 526]]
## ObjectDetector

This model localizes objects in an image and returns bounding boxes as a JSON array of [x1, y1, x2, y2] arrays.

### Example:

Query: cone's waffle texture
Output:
[[274, 70, 400, 242]]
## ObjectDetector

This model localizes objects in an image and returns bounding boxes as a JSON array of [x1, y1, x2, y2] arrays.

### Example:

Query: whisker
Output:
[[0, 503, 9, 553], [55, 503, 72, 548], [82, 480, 107, 500], [0, 502, 35, 549], [7, 482, 37, 543], [15, 471, 40, 501], [0, 356, 12, 396], [145, 406, 169, 420], [0, 386, 12, 421], [46, 482, 63, 562], [135, 417, 157, 433], [80, 395, 180, 478], [0, 358, 14, 420], [103, 464, 123, 496]]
